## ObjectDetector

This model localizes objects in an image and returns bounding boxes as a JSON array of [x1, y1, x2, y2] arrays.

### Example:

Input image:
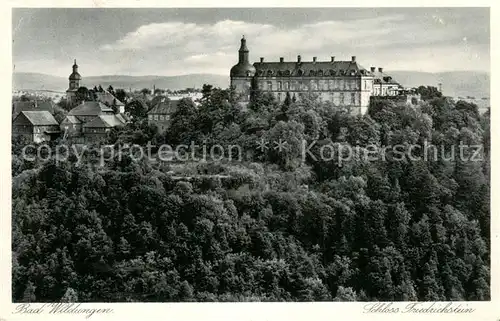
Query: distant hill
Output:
[[388, 71, 490, 99], [13, 71, 489, 99], [13, 73, 229, 92]]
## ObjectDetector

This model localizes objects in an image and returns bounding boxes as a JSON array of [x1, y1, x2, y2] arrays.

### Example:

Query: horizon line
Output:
[[12, 70, 492, 78]]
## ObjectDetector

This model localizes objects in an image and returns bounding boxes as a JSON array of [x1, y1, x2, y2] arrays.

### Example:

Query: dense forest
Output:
[[12, 86, 490, 302]]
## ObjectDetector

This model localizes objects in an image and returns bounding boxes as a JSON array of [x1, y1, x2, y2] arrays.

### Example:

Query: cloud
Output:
[[16, 14, 490, 77]]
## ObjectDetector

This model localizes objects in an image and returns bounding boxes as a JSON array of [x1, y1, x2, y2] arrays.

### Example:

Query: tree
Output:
[[61, 287, 79, 302], [141, 88, 152, 96], [115, 89, 127, 103], [75, 86, 90, 102], [125, 99, 149, 119], [416, 86, 443, 101]]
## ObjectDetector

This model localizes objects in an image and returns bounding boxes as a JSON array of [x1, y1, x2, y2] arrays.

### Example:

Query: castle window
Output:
[[278, 81, 282, 90], [351, 93, 356, 105], [267, 70, 273, 77], [297, 69, 303, 76], [318, 70, 323, 77], [309, 70, 316, 77], [159, 115, 164, 120], [165, 115, 170, 120], [284, 82, 290, 90], [277, 93, 282, 101], [267, 81, 273, 90], [340, 93, 345, 105], [330, 70, 336, 76]]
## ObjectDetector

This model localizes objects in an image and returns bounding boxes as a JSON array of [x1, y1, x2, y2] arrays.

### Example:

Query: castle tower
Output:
[[66, 59, 82, 103], [230, 36, 256, 103]]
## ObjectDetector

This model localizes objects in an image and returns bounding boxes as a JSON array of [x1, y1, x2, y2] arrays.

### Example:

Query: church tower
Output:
[[66, 59, 82, 103], [230, 36, 256, 103]]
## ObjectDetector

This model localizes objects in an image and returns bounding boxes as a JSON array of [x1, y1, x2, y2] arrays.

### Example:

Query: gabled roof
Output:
[[17, 111, 59, 126], [12, 100, 54, 119], [62, 115, 82, 124], [83, 115, 126, 128], [96, 90, 125, 106], [253, 60, 371, 77], [148, 99, 179, 115], [68, 101, 114, 116]]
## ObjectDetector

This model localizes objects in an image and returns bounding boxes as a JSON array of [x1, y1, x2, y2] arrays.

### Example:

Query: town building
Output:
[[95, 89, 126, 113], [12, 100, 54, 120], [230, 36, 406, 115], [61, 101, 126, 141], [65, 60, 125, 112], [147, 98, 179, 133], [82, 114, 127, 141], [12, 111, 60, 143]]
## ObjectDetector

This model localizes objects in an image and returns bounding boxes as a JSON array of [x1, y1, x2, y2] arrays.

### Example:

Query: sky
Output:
[[12, 8, 490, 77]]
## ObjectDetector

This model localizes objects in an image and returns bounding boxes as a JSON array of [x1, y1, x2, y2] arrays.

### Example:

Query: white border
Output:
[[1, 2, 498, 321]]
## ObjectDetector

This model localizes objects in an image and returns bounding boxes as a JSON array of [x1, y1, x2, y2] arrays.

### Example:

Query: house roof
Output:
[[83, 115, 126, 128], [253, 60, 372, 77], [68, 101, 114, 116], [63, 115, 82, 124], [96, 90, 125, 106], [148, 99, 179, 115], [12, 100, 54, 119], [18, 111, 59, 126]]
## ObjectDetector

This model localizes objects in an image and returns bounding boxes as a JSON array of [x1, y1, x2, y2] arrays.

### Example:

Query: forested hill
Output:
[[12, 90, 490, 302]]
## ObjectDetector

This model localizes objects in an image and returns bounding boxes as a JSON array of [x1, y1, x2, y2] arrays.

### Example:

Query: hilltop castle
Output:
[[230, 36, 405, 115]]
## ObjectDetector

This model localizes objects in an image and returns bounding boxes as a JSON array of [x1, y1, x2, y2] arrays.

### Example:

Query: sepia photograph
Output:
[[10, 6, 491, 307]]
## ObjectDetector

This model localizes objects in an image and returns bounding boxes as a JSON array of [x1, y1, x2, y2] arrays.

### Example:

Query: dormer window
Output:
[[309, 70, 316, 77], [317, 70, 323, 77], [277, 70, 283, 76], [297, 69, 304, 76], [330, 70, 336, 76], [284, 70, 291, 76], [267, 70, 273, 77]]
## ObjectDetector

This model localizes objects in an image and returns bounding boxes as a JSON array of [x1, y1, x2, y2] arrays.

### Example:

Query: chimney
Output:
[[260, 57, 264, 63], [313, 57, 317, 62], [370, 67, 376, 72], [351, 56, 356, 62], [280, 57, 284, 63], [297, 55, 301, 63], [331, 56, 335, 62], [378, 67, 383, 72]]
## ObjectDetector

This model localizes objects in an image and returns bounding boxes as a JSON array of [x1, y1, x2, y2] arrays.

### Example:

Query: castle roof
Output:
[[17, 111, 59, 126], [253, 59, 371, 77], [83, 114, 125, 128], [68, 101, 114, 116], [148, 99, 179, 115], [372, 70, 401, 85]]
